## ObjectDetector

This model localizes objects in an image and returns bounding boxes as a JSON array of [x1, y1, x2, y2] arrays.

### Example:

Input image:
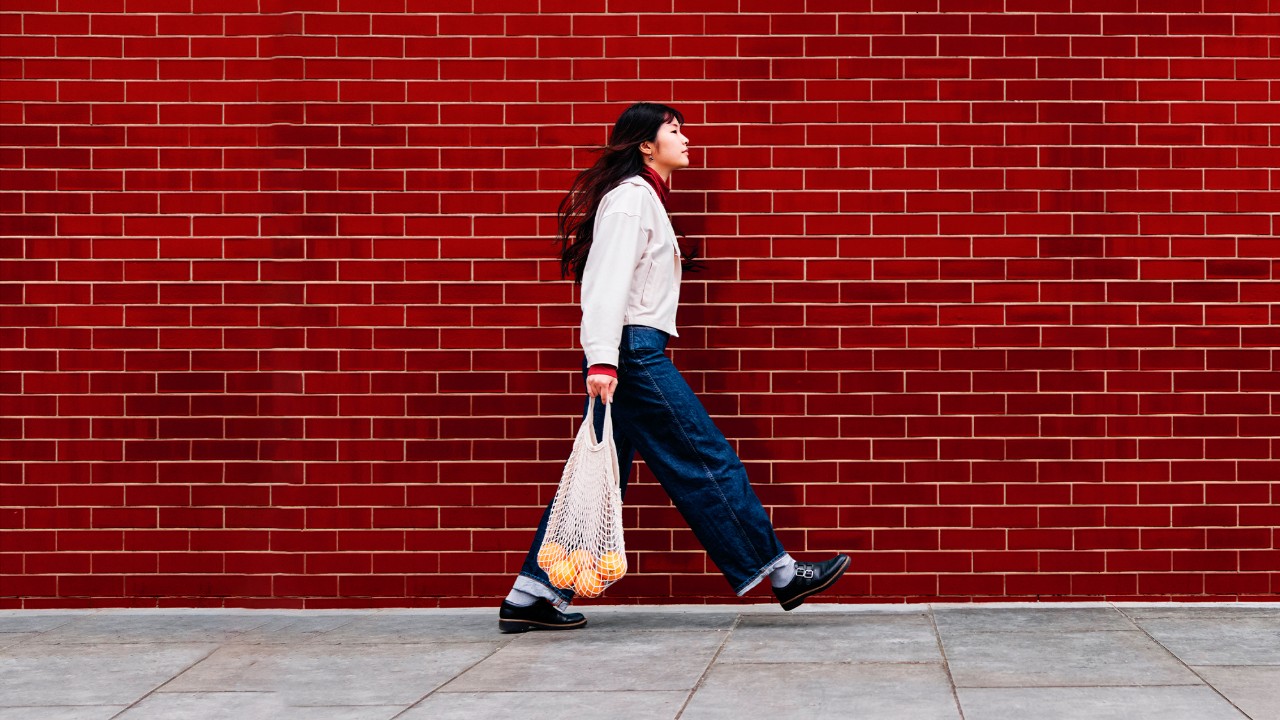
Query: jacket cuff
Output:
[[587, 364, 617, 379], [583, 346, 620, 368]]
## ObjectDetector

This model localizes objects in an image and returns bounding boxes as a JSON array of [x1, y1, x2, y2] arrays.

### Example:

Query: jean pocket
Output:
[[624, 325, 668, 353]]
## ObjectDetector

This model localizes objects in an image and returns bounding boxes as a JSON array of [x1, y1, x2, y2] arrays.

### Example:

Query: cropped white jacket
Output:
[[579, 175, 682, 368]]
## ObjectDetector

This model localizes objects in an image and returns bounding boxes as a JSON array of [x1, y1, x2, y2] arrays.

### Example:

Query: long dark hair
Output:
[[556, 102, 703, 283]]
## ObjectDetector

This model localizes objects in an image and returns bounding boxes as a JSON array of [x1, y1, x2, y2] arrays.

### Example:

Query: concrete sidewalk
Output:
[[0, 603, 1277, 720]]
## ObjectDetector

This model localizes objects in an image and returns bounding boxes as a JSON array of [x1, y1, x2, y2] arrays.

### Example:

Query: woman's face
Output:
[[641, 119, 689, 175]]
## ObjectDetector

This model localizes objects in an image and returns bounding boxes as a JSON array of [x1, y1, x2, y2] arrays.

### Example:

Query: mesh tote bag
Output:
[[537, 395, 627, 598]]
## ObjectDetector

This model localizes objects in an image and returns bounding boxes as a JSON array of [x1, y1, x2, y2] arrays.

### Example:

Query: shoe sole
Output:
[[780, 555, 851, 611], [498, 617, 587, 634]]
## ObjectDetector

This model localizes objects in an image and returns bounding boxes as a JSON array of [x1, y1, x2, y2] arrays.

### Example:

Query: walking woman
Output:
[[499, 102, 850, 633]]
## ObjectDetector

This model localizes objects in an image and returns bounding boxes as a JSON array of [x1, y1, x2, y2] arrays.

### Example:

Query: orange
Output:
[[537, 541, 567, 570], [568, 548, 595, 572], [597, 551, 626, 582], [547, 559, 578, 589], [573, 568, 605, 598]]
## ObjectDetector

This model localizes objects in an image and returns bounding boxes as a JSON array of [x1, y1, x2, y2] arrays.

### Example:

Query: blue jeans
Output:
[[514, 324, 789, 609]]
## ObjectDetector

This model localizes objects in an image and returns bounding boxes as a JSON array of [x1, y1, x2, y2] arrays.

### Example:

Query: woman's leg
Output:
[[614, 326, 789, 596], [507, 325, 842, 619], [510, 359, 635, 610]]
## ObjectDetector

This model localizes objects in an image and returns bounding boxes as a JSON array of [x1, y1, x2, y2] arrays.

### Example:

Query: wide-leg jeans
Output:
[[514, 324, 789, 609]]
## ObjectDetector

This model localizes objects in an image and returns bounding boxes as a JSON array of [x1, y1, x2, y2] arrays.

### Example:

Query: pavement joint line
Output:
[[1110, 601, 1258, 720], [673, 611, 741, 720], [298, 618, 368, 646], [0, 614, 88, 652], [386, 633, 519, 720], [105, 643, 222, 720], [928, 604, 968, 720]]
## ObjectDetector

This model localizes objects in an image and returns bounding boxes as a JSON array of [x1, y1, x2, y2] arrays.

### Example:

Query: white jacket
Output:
[[580, 175, 682, 367]]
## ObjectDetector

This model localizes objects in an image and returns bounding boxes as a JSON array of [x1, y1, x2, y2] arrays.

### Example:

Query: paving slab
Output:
[[222, 614, 367, 645], [1131, 615, 1280, 665], [296, 608, 508, 645], [1116, 603, 1280, 619], [564, 607, 738, 632], [0, 635, 38, 652], [36, 613, 271, 645], [718, 611, 939, 664], [160, 641, 501, 706], [443, 630, 725, 692], [956, 686, 1247, 720], [400, 690, 688, 719], [0, 643, 216, 706], [1194, 665, 1280, 720], [939, 630, 1199, 687], [933, 606, 1135, 634], [117, 692, 400, 720], [0, 613, 84, 634], [679, 662, 960, 720], [0, 709, 126, 720]]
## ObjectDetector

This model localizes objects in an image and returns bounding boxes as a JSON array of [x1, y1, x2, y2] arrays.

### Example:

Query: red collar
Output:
[[638, 166, 670, 209]]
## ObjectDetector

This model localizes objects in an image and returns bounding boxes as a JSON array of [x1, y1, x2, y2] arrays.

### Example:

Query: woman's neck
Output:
[[638, 165, 671, 208], [643, 165, 671, 185]]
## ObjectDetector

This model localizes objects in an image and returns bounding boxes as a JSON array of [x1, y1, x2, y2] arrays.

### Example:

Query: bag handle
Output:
[[583, 395, 622, 494], [583, 394, 613, 452]]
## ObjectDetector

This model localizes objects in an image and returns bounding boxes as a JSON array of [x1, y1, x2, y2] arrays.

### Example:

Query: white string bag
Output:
[[537, 395, 627, 598]]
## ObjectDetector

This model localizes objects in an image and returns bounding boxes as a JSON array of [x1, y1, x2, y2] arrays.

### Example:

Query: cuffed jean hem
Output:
[[514, 572, 573, 611], [733, 550, 793, 597]]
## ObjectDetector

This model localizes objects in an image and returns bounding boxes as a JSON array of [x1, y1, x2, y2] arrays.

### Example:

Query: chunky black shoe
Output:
[[498, 598, 587, 634], [772, 554, 851, 611]]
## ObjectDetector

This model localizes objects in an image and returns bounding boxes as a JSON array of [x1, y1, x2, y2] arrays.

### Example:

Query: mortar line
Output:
[[673, 612, 741, 719]]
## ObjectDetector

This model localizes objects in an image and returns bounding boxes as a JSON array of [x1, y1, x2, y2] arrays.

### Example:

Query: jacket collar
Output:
[[618, 177, 679, 256], [620, 174, 662, 206]]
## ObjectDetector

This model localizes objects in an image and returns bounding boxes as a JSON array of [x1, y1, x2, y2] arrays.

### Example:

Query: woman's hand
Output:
[[586, 374, 618, 404]]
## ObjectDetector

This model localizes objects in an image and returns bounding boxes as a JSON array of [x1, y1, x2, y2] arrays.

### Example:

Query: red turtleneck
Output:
[[638, 165, 670, 208]]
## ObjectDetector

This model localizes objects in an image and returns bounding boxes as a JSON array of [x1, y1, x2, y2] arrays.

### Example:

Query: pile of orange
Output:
[[537, 541, 626, 598]]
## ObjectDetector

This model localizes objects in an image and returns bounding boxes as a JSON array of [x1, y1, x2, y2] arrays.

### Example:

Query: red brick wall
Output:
[[3, 2, 1279, 608]]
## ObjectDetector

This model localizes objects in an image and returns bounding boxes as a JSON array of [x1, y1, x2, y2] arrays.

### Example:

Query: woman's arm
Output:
[[580, 208, 647, 369], [581, 205, 647, 405]]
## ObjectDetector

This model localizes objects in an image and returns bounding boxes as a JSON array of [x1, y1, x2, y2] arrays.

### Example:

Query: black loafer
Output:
[[498, 598, 587, 634], [772, 554, 851, 611]]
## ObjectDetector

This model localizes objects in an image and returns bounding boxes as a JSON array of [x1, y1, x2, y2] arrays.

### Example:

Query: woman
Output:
[[499, 102, 850, 633]]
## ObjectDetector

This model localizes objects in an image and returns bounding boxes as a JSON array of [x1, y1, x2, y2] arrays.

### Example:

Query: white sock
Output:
[[504, 588, 539, 607], [769, 554, 797, 587]]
